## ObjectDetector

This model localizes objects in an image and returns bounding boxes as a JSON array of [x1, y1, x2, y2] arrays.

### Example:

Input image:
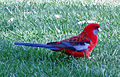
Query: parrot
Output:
[[14, 23, 100, 58]]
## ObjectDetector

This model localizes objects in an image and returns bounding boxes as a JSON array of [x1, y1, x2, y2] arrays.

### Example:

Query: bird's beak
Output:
[[98, 28, 101, 32]]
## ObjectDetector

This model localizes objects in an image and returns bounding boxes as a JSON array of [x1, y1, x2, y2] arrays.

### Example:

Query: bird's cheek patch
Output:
[[93, 29, 98, 35]]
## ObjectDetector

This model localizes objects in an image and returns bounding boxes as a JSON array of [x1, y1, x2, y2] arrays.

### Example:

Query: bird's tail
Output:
[[14, 42, 59, 50]]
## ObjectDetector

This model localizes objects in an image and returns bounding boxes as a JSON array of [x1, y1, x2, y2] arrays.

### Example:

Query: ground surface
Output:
[[0, 0, 120, 76]]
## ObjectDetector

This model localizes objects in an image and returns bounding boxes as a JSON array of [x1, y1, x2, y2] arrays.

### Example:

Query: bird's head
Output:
[[84, 23, 100, 35]]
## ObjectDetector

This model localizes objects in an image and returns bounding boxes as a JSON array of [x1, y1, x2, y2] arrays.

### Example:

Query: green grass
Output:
[[0, 0, 120, 76]]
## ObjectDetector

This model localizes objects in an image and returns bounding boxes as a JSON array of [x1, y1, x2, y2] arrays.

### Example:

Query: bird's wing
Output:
[[47, 34, 91, 52]]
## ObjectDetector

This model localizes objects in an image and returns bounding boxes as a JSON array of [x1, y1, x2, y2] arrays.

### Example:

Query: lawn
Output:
[[0, 0, 120, 76]]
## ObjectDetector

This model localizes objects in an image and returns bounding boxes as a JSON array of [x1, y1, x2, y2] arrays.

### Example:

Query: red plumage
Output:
[[15, 23, 100, 58], [47, 23, 100, 58]]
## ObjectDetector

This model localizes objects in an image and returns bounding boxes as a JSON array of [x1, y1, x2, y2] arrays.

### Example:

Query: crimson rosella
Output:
[[15, 23, 100, 58]]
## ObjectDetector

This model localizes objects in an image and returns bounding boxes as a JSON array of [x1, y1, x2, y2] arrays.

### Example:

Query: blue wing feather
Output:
[[73, 43, 90, 52], [47, 41, 90, 52]]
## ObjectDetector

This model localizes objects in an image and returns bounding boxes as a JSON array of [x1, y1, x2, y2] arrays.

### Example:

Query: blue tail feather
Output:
[[14, 42, 59, 50]]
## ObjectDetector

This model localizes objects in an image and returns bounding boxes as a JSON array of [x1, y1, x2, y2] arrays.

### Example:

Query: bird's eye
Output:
[[94, 26, 98, 29]]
